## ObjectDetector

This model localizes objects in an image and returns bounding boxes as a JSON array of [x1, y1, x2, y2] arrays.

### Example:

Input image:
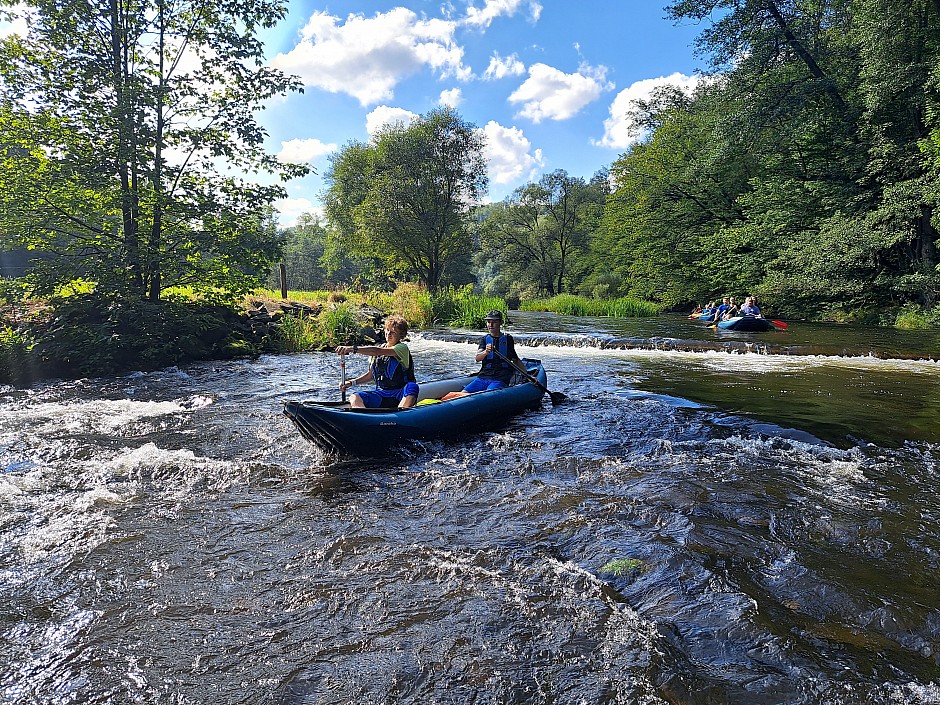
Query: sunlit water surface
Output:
[[1, 312, 938, 704]]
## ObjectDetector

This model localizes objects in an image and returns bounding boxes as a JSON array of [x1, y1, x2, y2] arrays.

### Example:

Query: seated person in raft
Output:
[[739, 296, 762, 317], [335, 314, 418, 409], [462, 310, 521, 393]]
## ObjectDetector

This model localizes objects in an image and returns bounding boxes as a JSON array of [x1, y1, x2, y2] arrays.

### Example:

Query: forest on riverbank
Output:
[[284, 1, 940, 327], [1, 1, 940, 385]]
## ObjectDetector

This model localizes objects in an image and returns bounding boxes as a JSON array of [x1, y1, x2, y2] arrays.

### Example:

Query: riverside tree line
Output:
[[1, 0, 939, 328]]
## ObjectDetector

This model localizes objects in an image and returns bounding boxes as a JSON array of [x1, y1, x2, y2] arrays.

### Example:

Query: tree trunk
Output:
[[765, 0, 848, 111], [148, 0, 166, 302], [110, 0, 142, 293]]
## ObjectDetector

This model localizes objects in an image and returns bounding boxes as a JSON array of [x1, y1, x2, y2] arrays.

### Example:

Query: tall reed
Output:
[[520, 294, 661, 317]]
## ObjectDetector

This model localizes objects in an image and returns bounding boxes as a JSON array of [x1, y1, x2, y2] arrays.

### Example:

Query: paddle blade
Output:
[[771, 319, 788, 330], [548, 390, 568, 405]]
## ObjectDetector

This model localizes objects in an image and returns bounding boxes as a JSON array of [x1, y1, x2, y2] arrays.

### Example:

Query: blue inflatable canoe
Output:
[[716, 316, 777, 331], [284, 358, 549, 455]]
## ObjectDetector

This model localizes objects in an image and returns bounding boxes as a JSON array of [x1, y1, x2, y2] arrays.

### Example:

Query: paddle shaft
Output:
[[340, 353, 347, 403], [490, 348, 566, 404]]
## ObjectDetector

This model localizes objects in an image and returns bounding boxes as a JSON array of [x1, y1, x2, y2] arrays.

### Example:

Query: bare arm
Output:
[[336, 344, 399, 358]]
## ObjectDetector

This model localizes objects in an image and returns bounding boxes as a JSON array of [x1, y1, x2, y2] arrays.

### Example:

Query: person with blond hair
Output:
[[335, 314, 418, 409]]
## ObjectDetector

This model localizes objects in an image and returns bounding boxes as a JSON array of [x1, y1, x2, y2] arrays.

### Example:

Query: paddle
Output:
[[771, 319, 788, 330], [491, 348, 567, 405], [339, 352, 347, 403]]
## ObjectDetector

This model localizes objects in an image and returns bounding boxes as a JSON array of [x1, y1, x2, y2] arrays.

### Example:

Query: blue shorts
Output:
[[462, 377, 508, 393], [356, 382, 419, 408]]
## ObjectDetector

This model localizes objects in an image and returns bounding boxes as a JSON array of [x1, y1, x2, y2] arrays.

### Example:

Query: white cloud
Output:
[[0, 4, 28, 39], [529, 1, 543, 22], [481, 120, 544, 185], [483, 52, 525, 81], [275, 197, 323, 227], [0, 4, 32, 38], [271, 8, 470, 107], [277, 138, 336, 165], [439, 88, 462, 108], [464, 0, 542, 28], [596, 72, 703, 149], [365, 105, 418, 137], [509, 62, 612, 123]]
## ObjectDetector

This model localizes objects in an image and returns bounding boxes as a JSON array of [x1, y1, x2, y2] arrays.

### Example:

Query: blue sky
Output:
[[259, 1, 707, 225]]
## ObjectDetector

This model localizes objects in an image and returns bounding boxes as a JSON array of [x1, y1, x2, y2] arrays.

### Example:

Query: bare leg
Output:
[[349, 394, 366, 409], [399, 394, 417, 409]]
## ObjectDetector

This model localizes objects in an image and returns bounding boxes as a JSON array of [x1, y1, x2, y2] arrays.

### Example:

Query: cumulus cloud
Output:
[[277, 138, 336, 165], [483, 52, 525, 81], [439, 88, 462, 108], [271, 8, 470, 107], [596, 72, 704, 149], [275, 197, 323, 227], [481, 121, 544, 185], [509, 62, 612, 123], [365, 105, 418, 137], [464, 0, 542, 28], [0, 4, 31, 38]]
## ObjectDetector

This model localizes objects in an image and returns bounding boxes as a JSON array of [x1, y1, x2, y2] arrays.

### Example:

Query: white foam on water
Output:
[[412, 331, 940, 375], [0, 395, 215, 438], [99, 441, 241, 490], [13, 491, 123, 563], [572, 345, 940, 375]]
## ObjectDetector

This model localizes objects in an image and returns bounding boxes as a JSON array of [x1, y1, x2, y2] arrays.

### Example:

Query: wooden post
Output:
[[279, 263, 288, 299]]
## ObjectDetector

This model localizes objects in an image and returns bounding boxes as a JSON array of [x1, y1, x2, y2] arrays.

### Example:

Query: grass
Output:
[[520, 294, 661, 318], [256, 284, 512, 352], [894, 304, 940, 330]]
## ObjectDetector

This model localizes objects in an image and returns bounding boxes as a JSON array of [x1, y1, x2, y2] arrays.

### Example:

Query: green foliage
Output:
[[424, 286, 507, 327], [272, 309, 363, 353], [577, 270, 624, 299], [324, 107, 487, 290], [894, 304, 940, 329], [521, 294, 661, 317], [0, 1, 306, 301], [0, 276, 29, 307], [0, 325, 33, 385], [268, 214, 334, 292], [318, 304, 360, 348], [481, 169, 606, 297], [272, 312, 320, 352], [24, 295, 266, 381]]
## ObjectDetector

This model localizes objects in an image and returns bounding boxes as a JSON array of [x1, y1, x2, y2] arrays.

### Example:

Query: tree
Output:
[[323, 107, 487, 291], [482, 169, 604, 296], [0, 0, 307, 301], [270, 213, 328, 292]]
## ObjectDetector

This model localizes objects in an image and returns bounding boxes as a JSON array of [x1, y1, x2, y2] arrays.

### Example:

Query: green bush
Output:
[[272, 311, 320, 352], [0, 326, 34, 386], [894, 304, 940, 329], [451, 292, 506, 328], [29, 294, 264, 379], [318, 303, 360, 347], [425, 286, 507, 327]]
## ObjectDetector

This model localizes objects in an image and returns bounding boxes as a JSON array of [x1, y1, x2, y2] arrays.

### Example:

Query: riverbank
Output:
[[0, 285, 508, 387], [0, 294, 387, 388]]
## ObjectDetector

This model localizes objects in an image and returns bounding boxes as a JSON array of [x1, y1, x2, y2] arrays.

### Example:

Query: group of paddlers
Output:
[[689, 295, 763, 322]]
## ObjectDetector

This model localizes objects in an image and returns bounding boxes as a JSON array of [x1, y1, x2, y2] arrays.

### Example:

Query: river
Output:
[[1, 312, 938, 704]]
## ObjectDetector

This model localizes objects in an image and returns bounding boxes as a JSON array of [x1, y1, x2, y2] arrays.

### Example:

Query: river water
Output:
[[1, 312, 939, 704]]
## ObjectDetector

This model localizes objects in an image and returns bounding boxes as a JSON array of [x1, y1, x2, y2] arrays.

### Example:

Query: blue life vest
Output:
[[480, 334, 513, 381], [371, 349, 416, 390]]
